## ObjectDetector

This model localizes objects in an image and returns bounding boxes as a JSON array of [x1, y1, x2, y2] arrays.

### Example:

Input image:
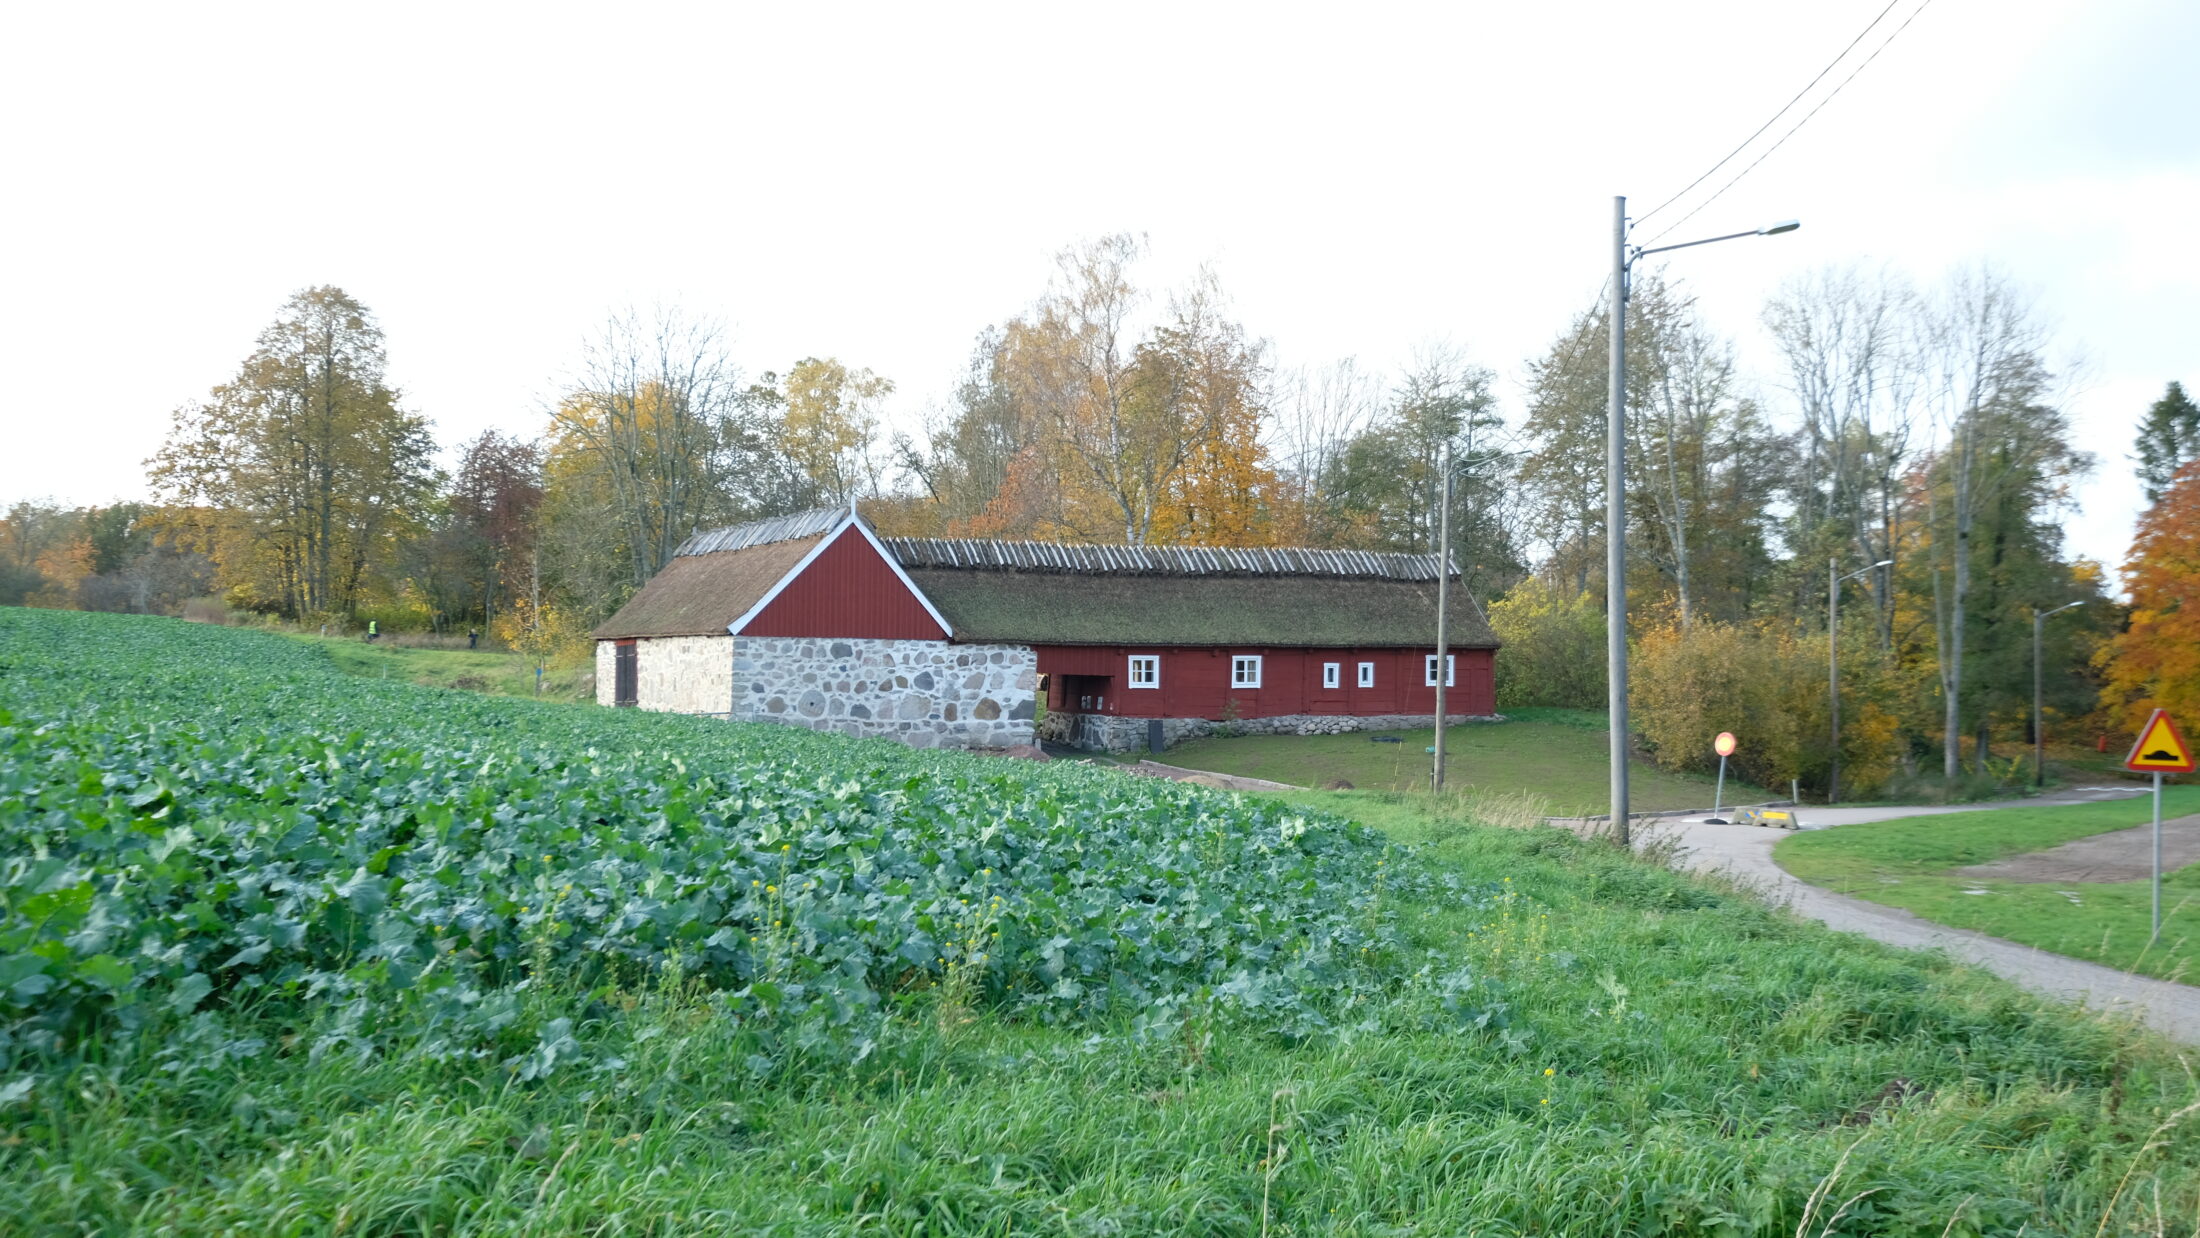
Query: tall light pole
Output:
[[1606, 199, 1799, 844], [2033, 600, 2085, 788], [1432, 439, 1454, 792], [1828, 557, 1892, 804]]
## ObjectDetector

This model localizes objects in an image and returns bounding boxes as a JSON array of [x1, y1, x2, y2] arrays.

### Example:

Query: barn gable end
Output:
[[734, 519, 950, 641]]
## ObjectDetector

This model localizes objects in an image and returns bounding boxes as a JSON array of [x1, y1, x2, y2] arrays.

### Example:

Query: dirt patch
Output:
[[1955, 812, 2200, 883]]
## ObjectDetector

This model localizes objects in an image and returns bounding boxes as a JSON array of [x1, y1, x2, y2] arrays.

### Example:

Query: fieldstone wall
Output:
[[1061, 711, 1497, 755], [733, 636, 1036, 748]]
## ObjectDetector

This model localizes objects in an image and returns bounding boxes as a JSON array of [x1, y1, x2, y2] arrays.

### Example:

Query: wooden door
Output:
[[614, 640, 638, 707]]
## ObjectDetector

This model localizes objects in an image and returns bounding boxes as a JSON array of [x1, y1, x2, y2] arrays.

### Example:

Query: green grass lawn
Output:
[[285, 631, 595, 702], [1777, 788, 2200, 983], [1161, 708, 1777, 815]]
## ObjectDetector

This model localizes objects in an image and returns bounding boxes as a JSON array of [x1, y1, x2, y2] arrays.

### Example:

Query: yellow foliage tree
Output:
[[781, 357, 890, 506], [494, 595, 592, 691], [1632, 616, 1907, 796]]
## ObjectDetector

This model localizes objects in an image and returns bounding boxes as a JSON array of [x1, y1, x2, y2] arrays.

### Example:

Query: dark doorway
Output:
[[1062, 674, 1113, 714], [614, 640, 638, 707]]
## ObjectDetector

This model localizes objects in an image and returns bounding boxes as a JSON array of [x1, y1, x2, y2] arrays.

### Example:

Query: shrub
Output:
[[1631, 617, 1904, 797], [1486, 577, 1605, 710]]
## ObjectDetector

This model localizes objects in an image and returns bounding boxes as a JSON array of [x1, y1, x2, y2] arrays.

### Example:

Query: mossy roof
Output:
[[904, 567, 1496, 648], [591, 534, 826, 639]]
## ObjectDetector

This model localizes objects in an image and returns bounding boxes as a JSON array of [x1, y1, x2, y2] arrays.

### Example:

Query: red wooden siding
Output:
[[742, 526, 948, 640], [1034, 645, 1495, 720]]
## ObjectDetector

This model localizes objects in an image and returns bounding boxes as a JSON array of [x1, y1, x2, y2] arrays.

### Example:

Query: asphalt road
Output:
[[1650, 788, 2200, 1045]]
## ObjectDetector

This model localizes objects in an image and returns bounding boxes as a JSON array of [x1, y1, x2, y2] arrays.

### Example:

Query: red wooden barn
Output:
[[593, 506, 1499, 752]]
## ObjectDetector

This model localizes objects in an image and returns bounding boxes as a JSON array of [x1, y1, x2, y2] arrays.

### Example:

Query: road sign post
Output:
[[2121, 708, 2195, 942], [1707, 732, 1737, 824]]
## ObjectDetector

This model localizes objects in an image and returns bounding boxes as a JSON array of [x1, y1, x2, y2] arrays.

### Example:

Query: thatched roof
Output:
[[594, 508, 1498, 648], [591, 533, 826, 639], [904, 567, 1494, 648]]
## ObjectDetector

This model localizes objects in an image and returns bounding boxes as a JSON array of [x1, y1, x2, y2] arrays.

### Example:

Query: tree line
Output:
[[4, 239, 2194, 797]]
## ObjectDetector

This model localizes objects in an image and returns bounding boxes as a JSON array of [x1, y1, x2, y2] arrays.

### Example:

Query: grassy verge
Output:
[[283, 630, 594, 702], [1161, 712, 1776, 814], [1777, 789, 2200, 982]]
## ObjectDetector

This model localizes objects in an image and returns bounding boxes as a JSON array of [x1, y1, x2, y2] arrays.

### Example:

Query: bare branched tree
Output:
[[546, 306, 748, 587], [1764, 265, 1922, 647]]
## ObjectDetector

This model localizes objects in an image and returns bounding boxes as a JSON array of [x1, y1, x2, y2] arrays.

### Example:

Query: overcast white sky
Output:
[[2, 0, 2192, 575]]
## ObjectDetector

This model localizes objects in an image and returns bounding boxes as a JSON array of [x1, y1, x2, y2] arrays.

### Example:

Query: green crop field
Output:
[[1778, 793, 2200, 983], [3, 609, 2197, 1235], [1160, 707, 1778, 813]]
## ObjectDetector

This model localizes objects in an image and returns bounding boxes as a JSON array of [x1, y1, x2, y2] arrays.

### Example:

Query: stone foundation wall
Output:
[[733, 637, 1036, 748], [1063, 712, 1497, 755]]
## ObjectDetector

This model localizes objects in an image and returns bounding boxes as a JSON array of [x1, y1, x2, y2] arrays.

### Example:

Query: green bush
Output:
[[1487, 577, 1605, 710]]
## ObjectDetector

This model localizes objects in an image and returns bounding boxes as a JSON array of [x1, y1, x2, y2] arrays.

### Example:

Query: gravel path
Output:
[[1651, 790, 2200, 1045]]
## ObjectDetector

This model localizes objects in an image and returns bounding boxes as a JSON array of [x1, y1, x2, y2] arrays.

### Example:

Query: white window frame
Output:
[[1424, 654, 1455, 687], [1231, 655, 1263, 689], [1127, 654, 1160, 688], [1322, 662, 1340, 690], [1358, 661, 1376, 688]]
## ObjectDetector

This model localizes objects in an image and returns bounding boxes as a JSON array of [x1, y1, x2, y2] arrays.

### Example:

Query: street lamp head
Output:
[[1873, 559, 1893, 568], [1759, 220, 1802, 236]]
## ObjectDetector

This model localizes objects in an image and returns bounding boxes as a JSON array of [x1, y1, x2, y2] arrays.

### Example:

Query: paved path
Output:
[[1651, 788, 2200, 1045]]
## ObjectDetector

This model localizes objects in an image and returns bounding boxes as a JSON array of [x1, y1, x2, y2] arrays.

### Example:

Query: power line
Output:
[[1639, 0, 1938, 247], [1633, 0, 1904, 230]]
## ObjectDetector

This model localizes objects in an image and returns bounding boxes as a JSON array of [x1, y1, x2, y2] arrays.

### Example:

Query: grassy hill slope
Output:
[[2, 609, 2194, 1235]]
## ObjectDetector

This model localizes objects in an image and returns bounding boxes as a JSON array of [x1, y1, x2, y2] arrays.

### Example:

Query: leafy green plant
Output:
[[0, 608, 1445, 1077]]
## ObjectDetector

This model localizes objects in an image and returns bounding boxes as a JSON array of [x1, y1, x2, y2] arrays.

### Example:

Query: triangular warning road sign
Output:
[[2124, 709, 2196, 773]]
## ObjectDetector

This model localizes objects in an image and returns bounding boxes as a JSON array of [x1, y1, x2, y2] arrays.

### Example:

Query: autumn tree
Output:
[[148, 287, 436, 619], [991, 237, 1276, 545], [1139, 282, 1276, 544], [416, 430, 542, 628], [542, 307, 752, 598], [897, 329, 1038, 533], [2134, 381, 2200, 504], [0, 501, 74, 605], [2099, 460, 2200, 725], [1623, 277, 1785, 627], [781, 357, 891, 507]]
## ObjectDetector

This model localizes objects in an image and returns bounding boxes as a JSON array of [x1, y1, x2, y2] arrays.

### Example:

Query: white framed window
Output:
[[1358, 661, 1376, 688], [1231, 655, 1263, 688], [1127, 654, 1160, 688], [1322, 662, 1341, 690], [1424, 654, 1455, 687]]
